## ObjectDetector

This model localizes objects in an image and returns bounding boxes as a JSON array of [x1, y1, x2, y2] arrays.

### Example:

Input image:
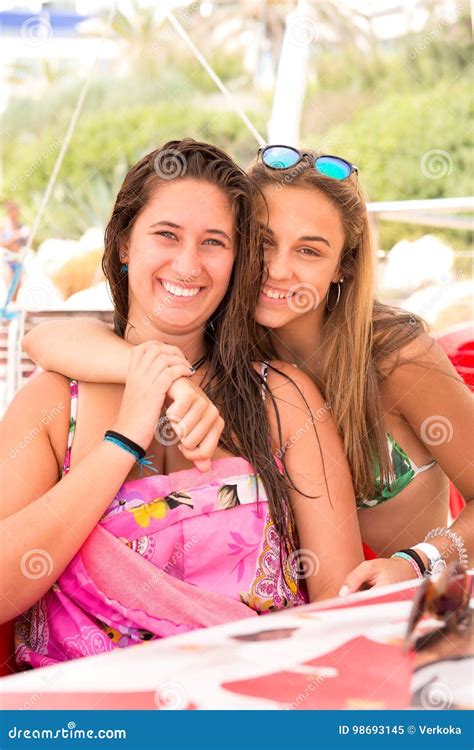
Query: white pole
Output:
[[267, 0, 316, 145]]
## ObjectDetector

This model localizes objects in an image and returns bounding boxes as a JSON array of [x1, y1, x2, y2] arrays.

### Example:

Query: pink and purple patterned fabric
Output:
[[15, 379, 307, 669]]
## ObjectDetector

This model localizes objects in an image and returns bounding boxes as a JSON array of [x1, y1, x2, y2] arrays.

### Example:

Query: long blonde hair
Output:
[[250, 155, 426, 503]]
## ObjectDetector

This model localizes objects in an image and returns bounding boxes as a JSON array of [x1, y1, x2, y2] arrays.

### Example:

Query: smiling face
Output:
[[255, 184, 346, 331], [124, 178, 235, 337]]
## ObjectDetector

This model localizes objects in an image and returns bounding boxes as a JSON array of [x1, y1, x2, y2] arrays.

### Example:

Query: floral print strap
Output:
[[62, 379, 78, 477]]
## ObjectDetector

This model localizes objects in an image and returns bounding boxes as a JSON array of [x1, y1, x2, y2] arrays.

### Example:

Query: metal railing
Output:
[[0, 309, 113, 417]]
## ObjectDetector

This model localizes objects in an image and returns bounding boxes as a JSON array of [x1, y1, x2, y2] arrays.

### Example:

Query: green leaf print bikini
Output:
[[358, 434, 436, 509]]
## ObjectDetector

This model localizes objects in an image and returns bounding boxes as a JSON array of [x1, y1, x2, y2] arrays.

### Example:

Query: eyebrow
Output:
[[149, 221, 231, 242], [258, 223, 331, 248], [299, 235, 331, 248]]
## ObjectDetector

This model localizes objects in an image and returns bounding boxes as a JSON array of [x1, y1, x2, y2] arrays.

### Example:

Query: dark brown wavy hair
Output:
[[249, 154, 427, 505], [102, 138, 299, 553]]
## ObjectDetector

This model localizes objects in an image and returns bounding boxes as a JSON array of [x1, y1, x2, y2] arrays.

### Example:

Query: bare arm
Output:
[[387, 334, 474, 567], [23, 321, 224, 471], [0, 372, 136, 623], [0, 348, 194, 623], [22, 318, 132, 383], [342, 335, 474, 593], [267, 363, 364, 602]]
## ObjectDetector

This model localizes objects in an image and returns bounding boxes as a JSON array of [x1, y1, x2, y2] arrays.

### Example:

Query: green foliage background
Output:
[[3, 6, 472, 253]]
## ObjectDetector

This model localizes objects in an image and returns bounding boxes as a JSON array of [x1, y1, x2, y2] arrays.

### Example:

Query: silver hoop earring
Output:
[[326, 279, 344, 312]]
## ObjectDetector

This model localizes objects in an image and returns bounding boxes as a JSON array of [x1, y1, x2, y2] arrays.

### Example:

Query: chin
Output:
[[156, 309, 213, 334], [255, 309, 290, 329]]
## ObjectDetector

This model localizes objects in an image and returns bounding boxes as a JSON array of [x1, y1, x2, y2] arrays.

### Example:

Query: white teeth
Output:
[[161, 280, 201, 297], [262, 286, 293, 300]]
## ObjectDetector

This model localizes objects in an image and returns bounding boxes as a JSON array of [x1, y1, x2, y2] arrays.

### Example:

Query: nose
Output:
[[266, 248, 291, 282], [170, 242, 202, 281]]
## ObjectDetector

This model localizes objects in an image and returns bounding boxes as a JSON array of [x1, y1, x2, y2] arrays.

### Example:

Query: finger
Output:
[[175, 406, 215, 450], [180, 417, 221, 452], [166, 391, 205, 424], [148, 355, 193, 378], [146, 352, 191, 374], [179, 451, 211, 473], [339, 561, 377, 596], [152, 364, 193, 392], [178, 427, 220, 471], [178, 448, 211, 473], [158, 343, 192, 368]]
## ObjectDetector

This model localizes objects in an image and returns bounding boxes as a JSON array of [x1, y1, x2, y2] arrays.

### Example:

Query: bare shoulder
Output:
[[261, 360, 326, 404], [1, 372, 72, 518], [382, 332, 463, 390], [258, 360, 331, 448], [5, 371, 71, 416], [2, 371, 72, 465]]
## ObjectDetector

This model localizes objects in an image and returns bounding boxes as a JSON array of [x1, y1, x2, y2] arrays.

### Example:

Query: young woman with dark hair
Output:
[[2, 140, 362, 668]]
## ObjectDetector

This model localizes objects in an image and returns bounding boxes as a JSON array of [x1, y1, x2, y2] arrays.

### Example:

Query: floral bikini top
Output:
[[358, 433, 437, 509]]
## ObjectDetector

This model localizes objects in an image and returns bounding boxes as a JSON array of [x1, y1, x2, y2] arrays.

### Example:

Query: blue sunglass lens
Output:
[[262, 147, 300, 169], [315, 156, 352, 180]]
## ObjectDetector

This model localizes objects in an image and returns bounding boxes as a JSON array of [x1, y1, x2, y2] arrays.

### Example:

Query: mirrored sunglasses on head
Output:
[[259, 145, 358, 180]]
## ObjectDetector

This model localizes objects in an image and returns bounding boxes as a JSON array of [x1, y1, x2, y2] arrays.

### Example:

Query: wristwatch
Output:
[[412, 542, 442, 574], [430, 559, 447, 577]]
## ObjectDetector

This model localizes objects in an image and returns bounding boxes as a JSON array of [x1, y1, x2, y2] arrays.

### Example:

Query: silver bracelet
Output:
[[424, 527, 469, 569]]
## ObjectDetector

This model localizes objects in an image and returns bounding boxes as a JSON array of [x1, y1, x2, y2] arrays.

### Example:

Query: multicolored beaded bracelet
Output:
[[391, 551, 424, 579], [424, 527, 468, 569]]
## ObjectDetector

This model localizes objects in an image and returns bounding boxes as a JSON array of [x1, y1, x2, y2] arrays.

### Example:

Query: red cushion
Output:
[[363, 542, 377, 560], [0, 620, 16, 677], [437, 328, 474, 392], [449, 483, 465, 520]]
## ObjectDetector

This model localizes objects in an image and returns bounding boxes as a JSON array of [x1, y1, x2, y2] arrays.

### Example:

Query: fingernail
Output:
[[338, 585, 349, 597]]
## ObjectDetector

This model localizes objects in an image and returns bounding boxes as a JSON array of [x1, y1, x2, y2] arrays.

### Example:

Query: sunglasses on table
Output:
[[258, 145, 358, 180], [405, 564, 472, 652]]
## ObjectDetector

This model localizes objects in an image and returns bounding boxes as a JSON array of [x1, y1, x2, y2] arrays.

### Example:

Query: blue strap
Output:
[[104, 435, 157, 477], [0, 260, 24, 320], [137, 455, 158, 478]]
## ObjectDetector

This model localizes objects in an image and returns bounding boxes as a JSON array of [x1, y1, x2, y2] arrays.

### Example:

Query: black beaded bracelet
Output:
[[104, 430, 146, 460], [398, 548, 426, 576]]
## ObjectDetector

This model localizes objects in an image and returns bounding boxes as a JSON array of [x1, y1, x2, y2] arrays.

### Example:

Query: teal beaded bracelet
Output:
[[391, 551, 424, 579]]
